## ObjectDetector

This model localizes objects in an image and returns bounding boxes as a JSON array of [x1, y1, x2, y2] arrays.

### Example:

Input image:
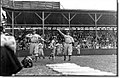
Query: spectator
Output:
[[0, 26, 22, 76]]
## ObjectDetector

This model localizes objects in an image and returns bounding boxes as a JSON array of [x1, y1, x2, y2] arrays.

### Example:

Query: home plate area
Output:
[[46, 63, 115, 76]]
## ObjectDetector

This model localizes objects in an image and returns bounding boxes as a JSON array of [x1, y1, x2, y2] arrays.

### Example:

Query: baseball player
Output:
[[34, 41, 45, 61], [48, 36, 57, 60], [56, 42, 63, 55], [75, 42, 81, 55], [57, 29, 74, 61], [38, 41, 45, 59], [29, 30, 45, 60]]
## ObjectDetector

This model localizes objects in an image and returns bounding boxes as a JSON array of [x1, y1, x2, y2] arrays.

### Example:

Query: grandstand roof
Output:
[[2, 4, 117, 27], [3, 6, 116, 14]]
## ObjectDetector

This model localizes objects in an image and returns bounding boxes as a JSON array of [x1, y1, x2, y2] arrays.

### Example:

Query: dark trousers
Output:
[[0, 46, 22, 76]]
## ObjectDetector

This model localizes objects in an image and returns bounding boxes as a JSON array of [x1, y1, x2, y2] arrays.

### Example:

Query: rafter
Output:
[[96, 14, 102, 22], [61, 13, 69, 21], [45, 13, 51, 20], [15, 12, 21, 19], [70, 13, 77, 21], [35, 12, 42, 20], [6, 11, 12, 20], [88, 14, 95, 21]]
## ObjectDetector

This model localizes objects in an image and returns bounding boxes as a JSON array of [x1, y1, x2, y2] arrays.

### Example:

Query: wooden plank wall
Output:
[[2, 0, 60, 9]]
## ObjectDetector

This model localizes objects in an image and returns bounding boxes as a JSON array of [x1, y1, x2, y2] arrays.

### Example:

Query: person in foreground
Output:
[[57, 29, 74, 61], [0, 26, 22, 76]]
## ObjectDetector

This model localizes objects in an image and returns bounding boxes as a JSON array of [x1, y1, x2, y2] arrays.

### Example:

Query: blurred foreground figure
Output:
[[0, 26, 22, 76]]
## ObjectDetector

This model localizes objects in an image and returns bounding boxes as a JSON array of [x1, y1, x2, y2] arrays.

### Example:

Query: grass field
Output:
[[16, 55, 117, 76]]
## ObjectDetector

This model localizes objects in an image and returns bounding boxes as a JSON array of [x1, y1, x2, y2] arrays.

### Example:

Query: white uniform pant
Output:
[[76, 48, 80, 54], [63, 43, 73, 55], [38, 49, 44, 56], [29, 43, 37, 55]]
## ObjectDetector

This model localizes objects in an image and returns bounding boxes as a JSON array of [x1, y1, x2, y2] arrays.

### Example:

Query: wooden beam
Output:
[[70, 13, 77, 21], [61, 13, 69, 21], [15, 12, 21, 19], [12, 11, 14, 36], [7, 11, 12, 20], [96, 14, 102, 22], [6, 24, 117, 27], [88, 13, 95, 21], [44, 13, 51, 20], [35, 12, 42, 20]]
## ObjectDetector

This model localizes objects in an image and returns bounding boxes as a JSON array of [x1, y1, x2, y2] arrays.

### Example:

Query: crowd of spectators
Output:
[[11, 28, 117, 50]]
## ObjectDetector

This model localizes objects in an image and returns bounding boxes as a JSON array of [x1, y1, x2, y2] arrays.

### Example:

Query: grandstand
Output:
[[1, 0, 117, 56]]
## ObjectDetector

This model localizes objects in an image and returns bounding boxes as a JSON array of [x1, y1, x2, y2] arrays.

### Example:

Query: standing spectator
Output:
[[57, 29, 74, 61]]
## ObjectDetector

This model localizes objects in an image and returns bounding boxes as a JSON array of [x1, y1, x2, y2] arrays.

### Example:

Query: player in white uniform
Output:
[[29, 31, 45, 61], [48, 36, 57, 60], [34, 40, 45, 61], [38, 42, 45, 59], [57, 29, 74, 61], [56, 42, 63, 55], [75, 42, 81, 55]]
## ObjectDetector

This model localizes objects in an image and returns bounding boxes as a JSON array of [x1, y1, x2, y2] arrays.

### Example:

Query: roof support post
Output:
[[12, 11, 14, 36], [68, 12, 70, 32], [0, 0, 1, 26], [42, 11, 45, 38], [88, 13, 103, 49], [35, 12, 45, 45], [95, 13, 98, 48], [62, 13, 76, 32]]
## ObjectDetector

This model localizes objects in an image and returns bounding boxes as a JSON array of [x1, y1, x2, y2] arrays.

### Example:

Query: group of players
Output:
[[0, 25, 81, 75], [29, 29, 81, 62]]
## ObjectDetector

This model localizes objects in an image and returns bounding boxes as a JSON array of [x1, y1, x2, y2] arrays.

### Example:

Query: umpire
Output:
[[57, 29, 74, 61]]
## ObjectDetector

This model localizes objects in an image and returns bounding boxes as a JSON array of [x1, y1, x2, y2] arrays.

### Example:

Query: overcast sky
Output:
[[12, 0, 117, 11]]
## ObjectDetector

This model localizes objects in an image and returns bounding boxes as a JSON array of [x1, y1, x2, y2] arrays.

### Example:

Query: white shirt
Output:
[[38, 43, 43, 49], [1, 34, 16, 53], [64, 35, 74, 43], [49, 39, 56, 48], [31, 34, 40, 42]]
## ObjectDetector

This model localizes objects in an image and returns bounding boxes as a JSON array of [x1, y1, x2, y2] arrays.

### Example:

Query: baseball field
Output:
[[16, 54, 117, 76]]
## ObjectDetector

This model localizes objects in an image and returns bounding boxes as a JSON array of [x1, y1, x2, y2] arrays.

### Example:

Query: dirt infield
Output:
[[16, 55, 117, 76]]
